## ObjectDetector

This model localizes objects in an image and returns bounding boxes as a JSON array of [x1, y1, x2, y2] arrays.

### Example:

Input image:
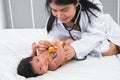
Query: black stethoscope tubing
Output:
[[64, 3, 87, 60], [64, 3, 82, 41]]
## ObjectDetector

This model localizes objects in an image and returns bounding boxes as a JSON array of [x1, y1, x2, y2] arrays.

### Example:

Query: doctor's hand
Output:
[[37, 40, 51, 54], [49, 39, 66, 70], [64, 45, 75, 61], [64, 39, 75, 61]]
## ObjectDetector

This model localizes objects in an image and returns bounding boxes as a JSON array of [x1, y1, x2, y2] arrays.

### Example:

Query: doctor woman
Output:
[[38, 0, 120, 61]]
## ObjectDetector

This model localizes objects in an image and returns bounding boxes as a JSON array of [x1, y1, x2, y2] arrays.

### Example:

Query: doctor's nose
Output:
[[56, 12, 64, 19]]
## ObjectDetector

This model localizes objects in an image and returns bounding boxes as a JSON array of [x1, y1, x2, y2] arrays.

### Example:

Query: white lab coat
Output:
[[46, 0, 120, 59]]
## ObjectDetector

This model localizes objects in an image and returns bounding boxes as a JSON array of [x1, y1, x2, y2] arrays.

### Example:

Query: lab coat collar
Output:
[[54, 17, 83, 31], [54, 18, 62, 25]]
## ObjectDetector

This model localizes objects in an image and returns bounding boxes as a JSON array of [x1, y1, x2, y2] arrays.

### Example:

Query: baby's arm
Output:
[[49, 39, 65, 70]]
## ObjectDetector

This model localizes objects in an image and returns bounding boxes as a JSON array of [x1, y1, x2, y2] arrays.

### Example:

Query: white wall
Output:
[[2, 0, 120, 29], [0, 0, 6, 28], [101, 0, 118, 22], [118, 0, 120, 25]]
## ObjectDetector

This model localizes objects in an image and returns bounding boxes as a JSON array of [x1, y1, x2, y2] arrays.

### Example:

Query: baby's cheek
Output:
[[43, 65, 48, 74]]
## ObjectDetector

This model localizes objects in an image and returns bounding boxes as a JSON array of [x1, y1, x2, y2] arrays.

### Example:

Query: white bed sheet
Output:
[[0, 29, 120, 80]]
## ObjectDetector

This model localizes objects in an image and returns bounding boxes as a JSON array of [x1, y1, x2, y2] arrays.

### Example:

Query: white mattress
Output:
[[0, 29, 120, 80]]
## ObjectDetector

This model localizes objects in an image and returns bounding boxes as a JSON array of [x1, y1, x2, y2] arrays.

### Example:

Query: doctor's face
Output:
[[50, 2, 77, 23]]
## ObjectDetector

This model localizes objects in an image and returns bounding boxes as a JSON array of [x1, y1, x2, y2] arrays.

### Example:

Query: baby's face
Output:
[[30, 55, 49, 75]]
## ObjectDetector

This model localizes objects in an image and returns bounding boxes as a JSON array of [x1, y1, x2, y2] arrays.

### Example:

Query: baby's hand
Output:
[[31, 42, 38, 56], [32, 42, 38, 51]]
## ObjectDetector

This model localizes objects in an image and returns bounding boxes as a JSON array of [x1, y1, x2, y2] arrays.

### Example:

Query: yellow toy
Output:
[[48, 40, 65, 53], [48, 40, 68, 65]]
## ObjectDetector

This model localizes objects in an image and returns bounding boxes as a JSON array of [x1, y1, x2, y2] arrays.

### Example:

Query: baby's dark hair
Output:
[[17, 56, 39, 78]]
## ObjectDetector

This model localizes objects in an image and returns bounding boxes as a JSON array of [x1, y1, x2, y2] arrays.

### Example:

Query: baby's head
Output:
[[17, 55, 49, 78], [17, 57, 39, 78]]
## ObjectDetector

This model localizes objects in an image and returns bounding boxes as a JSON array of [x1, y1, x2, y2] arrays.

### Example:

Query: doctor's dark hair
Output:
[[45, 0, 101, 33], [17, 57, 39, 78]]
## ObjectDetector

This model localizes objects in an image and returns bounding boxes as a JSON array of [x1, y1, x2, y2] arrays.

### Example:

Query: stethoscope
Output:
[[64, 3, 87, 60], [64, 3, 82, 41]]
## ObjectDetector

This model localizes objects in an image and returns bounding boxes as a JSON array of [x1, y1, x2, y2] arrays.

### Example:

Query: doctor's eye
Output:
[[52, 9, 57, 13], [61, 8, 69, 12]]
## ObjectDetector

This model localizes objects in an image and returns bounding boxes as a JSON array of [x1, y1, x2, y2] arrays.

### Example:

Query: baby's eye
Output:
[[39, 67, 41, 70], [37, 59, 39, 62]]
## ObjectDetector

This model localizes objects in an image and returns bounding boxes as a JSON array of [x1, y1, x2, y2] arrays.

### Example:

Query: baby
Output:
[[17, 39, 74, 78]]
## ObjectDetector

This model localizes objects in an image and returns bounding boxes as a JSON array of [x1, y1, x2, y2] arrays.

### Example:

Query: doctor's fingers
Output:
[[65, 51, 74, 61], [56, 45, 65, 56], [64, 45, 73, 51], [37, 50, 46, 54], [38, 40, 51, 47], [38, 42, 51, 50], [38, 46, 48, 51], [64, 46, 75, 58], [54, 46, 65, 57], [52, 39, 65, 53], [65, 39, 74, 46]]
